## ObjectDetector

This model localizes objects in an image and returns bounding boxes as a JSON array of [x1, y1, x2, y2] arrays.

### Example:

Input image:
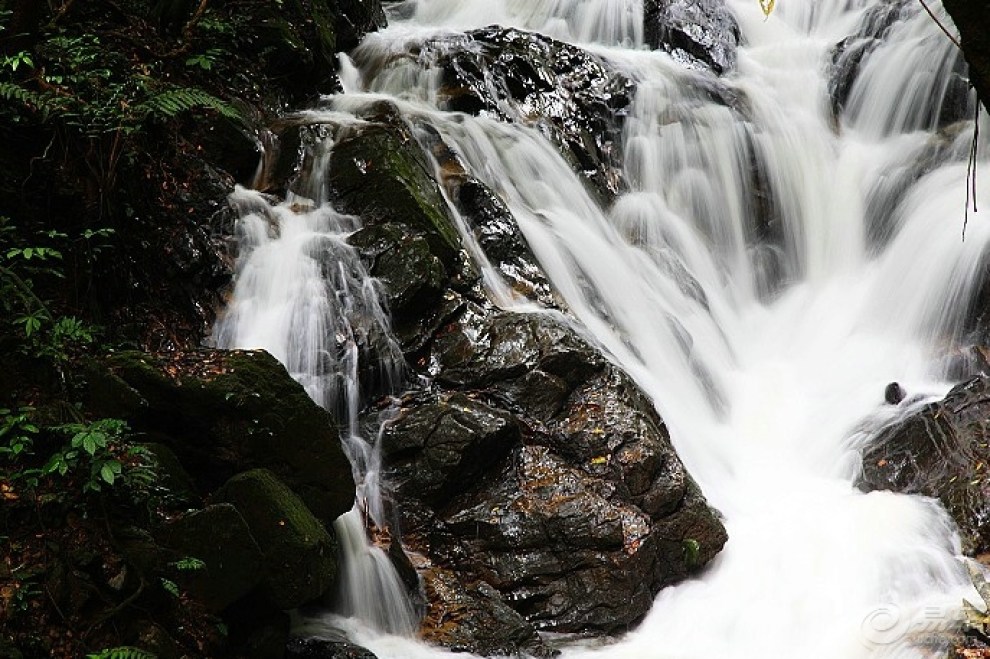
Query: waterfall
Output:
[[216, 0, 990, 656], [213, 166, 417, 634]]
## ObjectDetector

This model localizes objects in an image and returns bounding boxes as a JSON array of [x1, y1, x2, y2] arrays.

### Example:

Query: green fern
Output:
[[0, 81, 42, 106], [85, 647, 157, 659], [139, 86, 241, 122]]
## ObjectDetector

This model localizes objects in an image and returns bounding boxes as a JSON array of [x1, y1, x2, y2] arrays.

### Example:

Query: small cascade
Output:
[[213, 169, 417, 634]]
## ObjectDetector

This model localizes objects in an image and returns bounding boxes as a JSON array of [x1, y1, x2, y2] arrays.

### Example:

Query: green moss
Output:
[[214, 469, 337, 609], [327, 114, 462, 265], [91, 349, 355, 526]]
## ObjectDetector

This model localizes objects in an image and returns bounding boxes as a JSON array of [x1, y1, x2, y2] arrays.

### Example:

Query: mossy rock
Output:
[[214, 469, 338, 609], [160, 503, 264, 612], [325, 103, 462, 266], [85, 349, 355, 526]]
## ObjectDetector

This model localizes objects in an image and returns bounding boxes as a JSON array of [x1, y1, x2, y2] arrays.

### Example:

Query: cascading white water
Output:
[[213, 153, 417, 634], [218, 0, 990, 656]]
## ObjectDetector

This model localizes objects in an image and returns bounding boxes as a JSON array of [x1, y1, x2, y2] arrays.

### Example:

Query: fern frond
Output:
[[139, 86, 241, 121], [0, 81, 42, 106], [85, 647, 157, 659]]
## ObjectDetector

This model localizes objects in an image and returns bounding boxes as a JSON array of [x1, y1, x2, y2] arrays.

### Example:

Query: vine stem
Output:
[[917, 0, 962, 50]]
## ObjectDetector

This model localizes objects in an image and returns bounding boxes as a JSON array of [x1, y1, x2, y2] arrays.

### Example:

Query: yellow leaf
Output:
[[760, 0, 775, 17]]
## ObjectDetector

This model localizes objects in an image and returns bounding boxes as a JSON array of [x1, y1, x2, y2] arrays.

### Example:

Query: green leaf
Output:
[[100, 462, 117, 485]]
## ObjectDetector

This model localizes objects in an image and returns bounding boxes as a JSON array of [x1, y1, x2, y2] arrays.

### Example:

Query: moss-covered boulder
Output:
[[85, 348, 355, 526], [161, 504, 264, 612], [214, 469, 338, 609], [325, 102, 462, 265]]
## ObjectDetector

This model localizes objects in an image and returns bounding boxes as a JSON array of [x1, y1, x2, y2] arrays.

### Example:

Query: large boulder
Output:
[[643, 0, 740, 75], [85, 348, 355, 526], [380, 308, 726, 635], [859, 377, 990, 556]]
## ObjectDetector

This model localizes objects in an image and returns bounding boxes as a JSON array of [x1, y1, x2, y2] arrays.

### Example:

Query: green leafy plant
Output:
[[170, 556, 206, 572], [0, 408, 39, 460], [160, 577, 180, 598], [41, 418, 153, 494], [1, 563, 42, 619]]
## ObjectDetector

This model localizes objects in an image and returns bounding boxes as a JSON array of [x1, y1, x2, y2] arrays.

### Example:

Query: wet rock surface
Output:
[[312, 100, 727, 650], [859, 377, 990, 556], [644, 0, 740, 75], [419, 27, 634, 201], [286, 635, 380, 659], [943, 0, 990, 114]]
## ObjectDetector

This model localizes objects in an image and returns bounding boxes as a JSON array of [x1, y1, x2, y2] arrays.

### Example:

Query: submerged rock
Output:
[[860, 377, 990, 555], [644, 0, 740, 75], [286, 635, 379, 659], [828, 1, 970, 130], [828, 1, 911, 119]]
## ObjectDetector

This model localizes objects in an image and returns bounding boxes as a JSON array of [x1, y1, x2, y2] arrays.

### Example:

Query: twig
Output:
[[917, 0, 962, 50], [48, 0, 78, 28], [965, 93, 981, 241], [159, 0, 211, 59]]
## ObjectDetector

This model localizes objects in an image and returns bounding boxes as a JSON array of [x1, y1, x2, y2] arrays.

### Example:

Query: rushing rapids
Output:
[[216, 0, 990, 657]]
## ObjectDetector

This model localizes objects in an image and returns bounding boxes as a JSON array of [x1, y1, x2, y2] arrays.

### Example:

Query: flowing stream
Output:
[[217, 0, 990, 657]]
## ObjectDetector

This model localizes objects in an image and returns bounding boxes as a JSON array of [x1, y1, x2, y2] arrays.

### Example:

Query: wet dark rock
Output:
[[85, 349, 355, 527], [334, 0, 389, 53], [286, 635, 379, 659], [416, 125, 558, 307], [943, 0, 990, 114], [378, 305, 727, 639], [829, 1, 971, 131], [417, 565, 550, 657], [382, 392, 520, 504], [214, 469, 338, 609], [420, 27, 634, 201], [432, 306, 602, 399], [885, 382, 907, 405], [160, 504, 264, 612], [860, 377, 990, 555], [644, 0, 740, 75], [326, 102, 462, 265], [349, 223, 450, 349]]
